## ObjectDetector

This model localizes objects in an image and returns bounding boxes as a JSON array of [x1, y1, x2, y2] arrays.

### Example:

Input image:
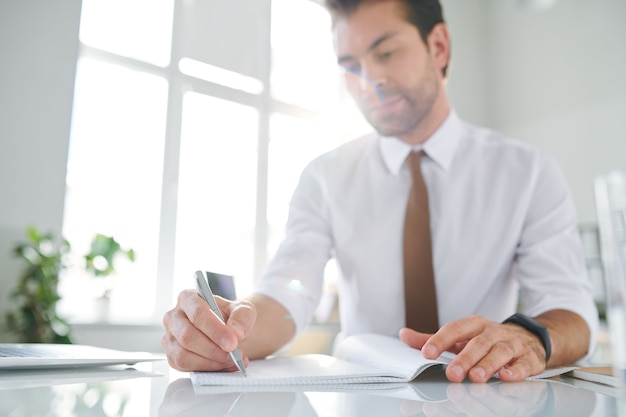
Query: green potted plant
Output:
[[4, 227, 137, 341], [84, 233, 135, 320], [4, 226, 73, 343]]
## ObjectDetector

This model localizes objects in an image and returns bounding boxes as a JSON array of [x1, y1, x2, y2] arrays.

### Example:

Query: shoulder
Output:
[[458, 122, 559, 175], [304, 131, 380, 174], [461, 122, 539, 158], [459, 122, 573, 214], [288, 132, 381, 214]]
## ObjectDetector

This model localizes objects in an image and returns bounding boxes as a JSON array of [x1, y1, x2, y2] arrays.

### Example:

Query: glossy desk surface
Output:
[[0, 361, 624, 417]]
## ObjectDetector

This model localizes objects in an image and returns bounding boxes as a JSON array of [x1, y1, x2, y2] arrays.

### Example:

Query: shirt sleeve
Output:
[[253, 157, 333, 337], [512, 152, 599, 360]]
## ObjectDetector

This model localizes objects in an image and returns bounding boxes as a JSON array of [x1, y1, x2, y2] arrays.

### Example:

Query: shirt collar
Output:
[[379, 109, 464, 175]]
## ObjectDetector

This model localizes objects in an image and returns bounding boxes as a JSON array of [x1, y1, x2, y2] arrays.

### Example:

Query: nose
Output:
[[358, 72, 372, 91], [357, 63, 386, 96], [359, 64, 386, 90]]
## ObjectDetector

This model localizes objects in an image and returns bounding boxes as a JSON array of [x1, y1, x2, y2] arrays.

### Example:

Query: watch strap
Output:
[[503, 313, 552, 362]]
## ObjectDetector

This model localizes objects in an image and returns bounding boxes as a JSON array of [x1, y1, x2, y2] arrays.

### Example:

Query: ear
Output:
[[427, 23, 451, 77]]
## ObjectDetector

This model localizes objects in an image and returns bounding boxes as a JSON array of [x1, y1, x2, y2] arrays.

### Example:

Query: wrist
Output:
[[503, 313, 552, 362]]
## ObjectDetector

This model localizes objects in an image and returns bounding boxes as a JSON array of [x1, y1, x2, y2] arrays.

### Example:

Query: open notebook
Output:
[[192, 333, 574, 387], [0, 343, 164, 370]]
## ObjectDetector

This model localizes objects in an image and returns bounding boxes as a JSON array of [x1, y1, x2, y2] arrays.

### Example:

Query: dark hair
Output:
[[324, 0, 448, 76]]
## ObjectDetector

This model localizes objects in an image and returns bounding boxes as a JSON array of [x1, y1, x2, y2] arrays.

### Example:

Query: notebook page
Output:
[[334, 333, 454, 380], [193, 381, 449, 402], [191, 354, 408, 386]]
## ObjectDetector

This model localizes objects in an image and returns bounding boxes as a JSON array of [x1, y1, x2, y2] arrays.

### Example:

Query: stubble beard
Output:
[[363, 95, 422, 137], [358, 68, 441, 138]]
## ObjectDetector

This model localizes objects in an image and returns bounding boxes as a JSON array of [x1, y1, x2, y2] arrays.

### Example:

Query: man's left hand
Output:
[[399, 315, 547, 383]]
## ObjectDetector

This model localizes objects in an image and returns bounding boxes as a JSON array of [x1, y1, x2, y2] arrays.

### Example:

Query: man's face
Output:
[[333, 0, 444, 138]]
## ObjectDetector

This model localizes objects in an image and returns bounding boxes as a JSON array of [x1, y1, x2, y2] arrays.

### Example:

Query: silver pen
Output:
[[194, 270, 247, 376]]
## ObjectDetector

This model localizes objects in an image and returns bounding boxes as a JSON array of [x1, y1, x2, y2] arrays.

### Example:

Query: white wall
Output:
[[442, 0, 626, 223], [0, 0, 81, 340], [486, 0, 626, 223], [443, 0, 491, 127]]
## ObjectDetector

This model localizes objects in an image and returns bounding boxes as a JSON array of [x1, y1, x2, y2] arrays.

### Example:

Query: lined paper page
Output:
[[191, 354, 407, 386], [191, 334, 456, 387]]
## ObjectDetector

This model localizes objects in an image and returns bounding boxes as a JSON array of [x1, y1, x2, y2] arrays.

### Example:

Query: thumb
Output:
[[225, 299, 257, 340]]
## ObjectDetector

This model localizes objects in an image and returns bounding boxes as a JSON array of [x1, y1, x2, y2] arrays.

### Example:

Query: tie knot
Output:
[[407, 151, 424, 180]]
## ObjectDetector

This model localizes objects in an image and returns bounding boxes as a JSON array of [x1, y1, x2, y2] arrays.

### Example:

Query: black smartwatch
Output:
[[502, 313, 551, 362]]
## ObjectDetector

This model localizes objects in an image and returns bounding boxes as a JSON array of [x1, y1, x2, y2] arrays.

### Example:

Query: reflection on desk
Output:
[[160, 377, 604, 417], [0, 365, 162, 389], [0, 361, 624, 416], [0, 365, 163, 416]]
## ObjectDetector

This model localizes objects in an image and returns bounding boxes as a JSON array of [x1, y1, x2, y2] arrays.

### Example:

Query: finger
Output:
[[466, 324, 546, 382], [162, 291, 241, 371], [445, 321, 548, 383], [422, 316, 486, 360], [161, 316, 250, 373], [463, 338, 516, 383], [448, 324, 525, 382], [498, 354, 541, 382], [180, 290, 240, 352], [161, 328, 234, 372], [399, 327, 432, 350], [470, 354, 510, 383]]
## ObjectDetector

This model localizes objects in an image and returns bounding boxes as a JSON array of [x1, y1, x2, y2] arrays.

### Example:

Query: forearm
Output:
[[239, 294, 296, 359], [535, 309, 590, 366]]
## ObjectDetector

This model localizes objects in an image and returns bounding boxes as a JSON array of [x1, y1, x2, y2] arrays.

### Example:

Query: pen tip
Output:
[[235, 360, 248, 376]]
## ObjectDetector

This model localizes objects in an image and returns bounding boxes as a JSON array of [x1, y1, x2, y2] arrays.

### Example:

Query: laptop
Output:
[[0, 366, 163, 390], [0, 343, 164, 370]]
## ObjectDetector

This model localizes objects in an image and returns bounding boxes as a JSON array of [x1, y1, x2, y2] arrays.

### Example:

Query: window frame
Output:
[[64, 0, 341, 326]]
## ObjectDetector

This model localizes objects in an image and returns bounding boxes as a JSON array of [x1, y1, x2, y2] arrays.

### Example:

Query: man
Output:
[[162, 0, 598, 383]]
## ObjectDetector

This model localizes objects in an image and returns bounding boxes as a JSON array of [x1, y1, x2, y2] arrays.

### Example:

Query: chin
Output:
[[370, 113, 423, 138], [370, 121, 413, 138]]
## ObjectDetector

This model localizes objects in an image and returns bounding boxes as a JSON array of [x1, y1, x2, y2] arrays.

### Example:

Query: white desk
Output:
[[0, 361, 624, 416]]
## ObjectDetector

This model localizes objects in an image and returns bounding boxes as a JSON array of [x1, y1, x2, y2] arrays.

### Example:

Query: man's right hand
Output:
[[161, 289, 256, 372]]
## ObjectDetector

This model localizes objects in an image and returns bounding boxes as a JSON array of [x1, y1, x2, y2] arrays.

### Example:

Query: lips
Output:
[[367, 95, 405, 115]]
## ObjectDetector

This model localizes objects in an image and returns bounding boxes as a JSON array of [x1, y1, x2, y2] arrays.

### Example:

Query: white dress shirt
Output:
[[254, 110, 599, 355]]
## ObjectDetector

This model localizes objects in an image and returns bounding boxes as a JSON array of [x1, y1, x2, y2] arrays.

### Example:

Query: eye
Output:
[[376, 50, 395, 62], [340, 63, 361, 76]]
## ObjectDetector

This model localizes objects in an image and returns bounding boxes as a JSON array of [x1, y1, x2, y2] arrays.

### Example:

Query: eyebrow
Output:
[[337, 32, 399, 66]]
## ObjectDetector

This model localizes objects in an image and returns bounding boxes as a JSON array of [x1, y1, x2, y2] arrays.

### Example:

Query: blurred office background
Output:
[[0, 0, 624, 353]]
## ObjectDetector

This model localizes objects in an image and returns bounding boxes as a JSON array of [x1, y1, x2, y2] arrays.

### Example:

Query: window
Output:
[[60, 0, 370, 324], [172, 94, 259, 297]]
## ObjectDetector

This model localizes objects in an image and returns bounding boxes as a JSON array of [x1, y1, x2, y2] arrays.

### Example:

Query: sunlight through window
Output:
[[62, 0, 366, 324]]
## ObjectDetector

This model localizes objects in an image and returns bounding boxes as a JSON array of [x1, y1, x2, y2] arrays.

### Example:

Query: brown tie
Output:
[[404, 151, 439, 333]]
